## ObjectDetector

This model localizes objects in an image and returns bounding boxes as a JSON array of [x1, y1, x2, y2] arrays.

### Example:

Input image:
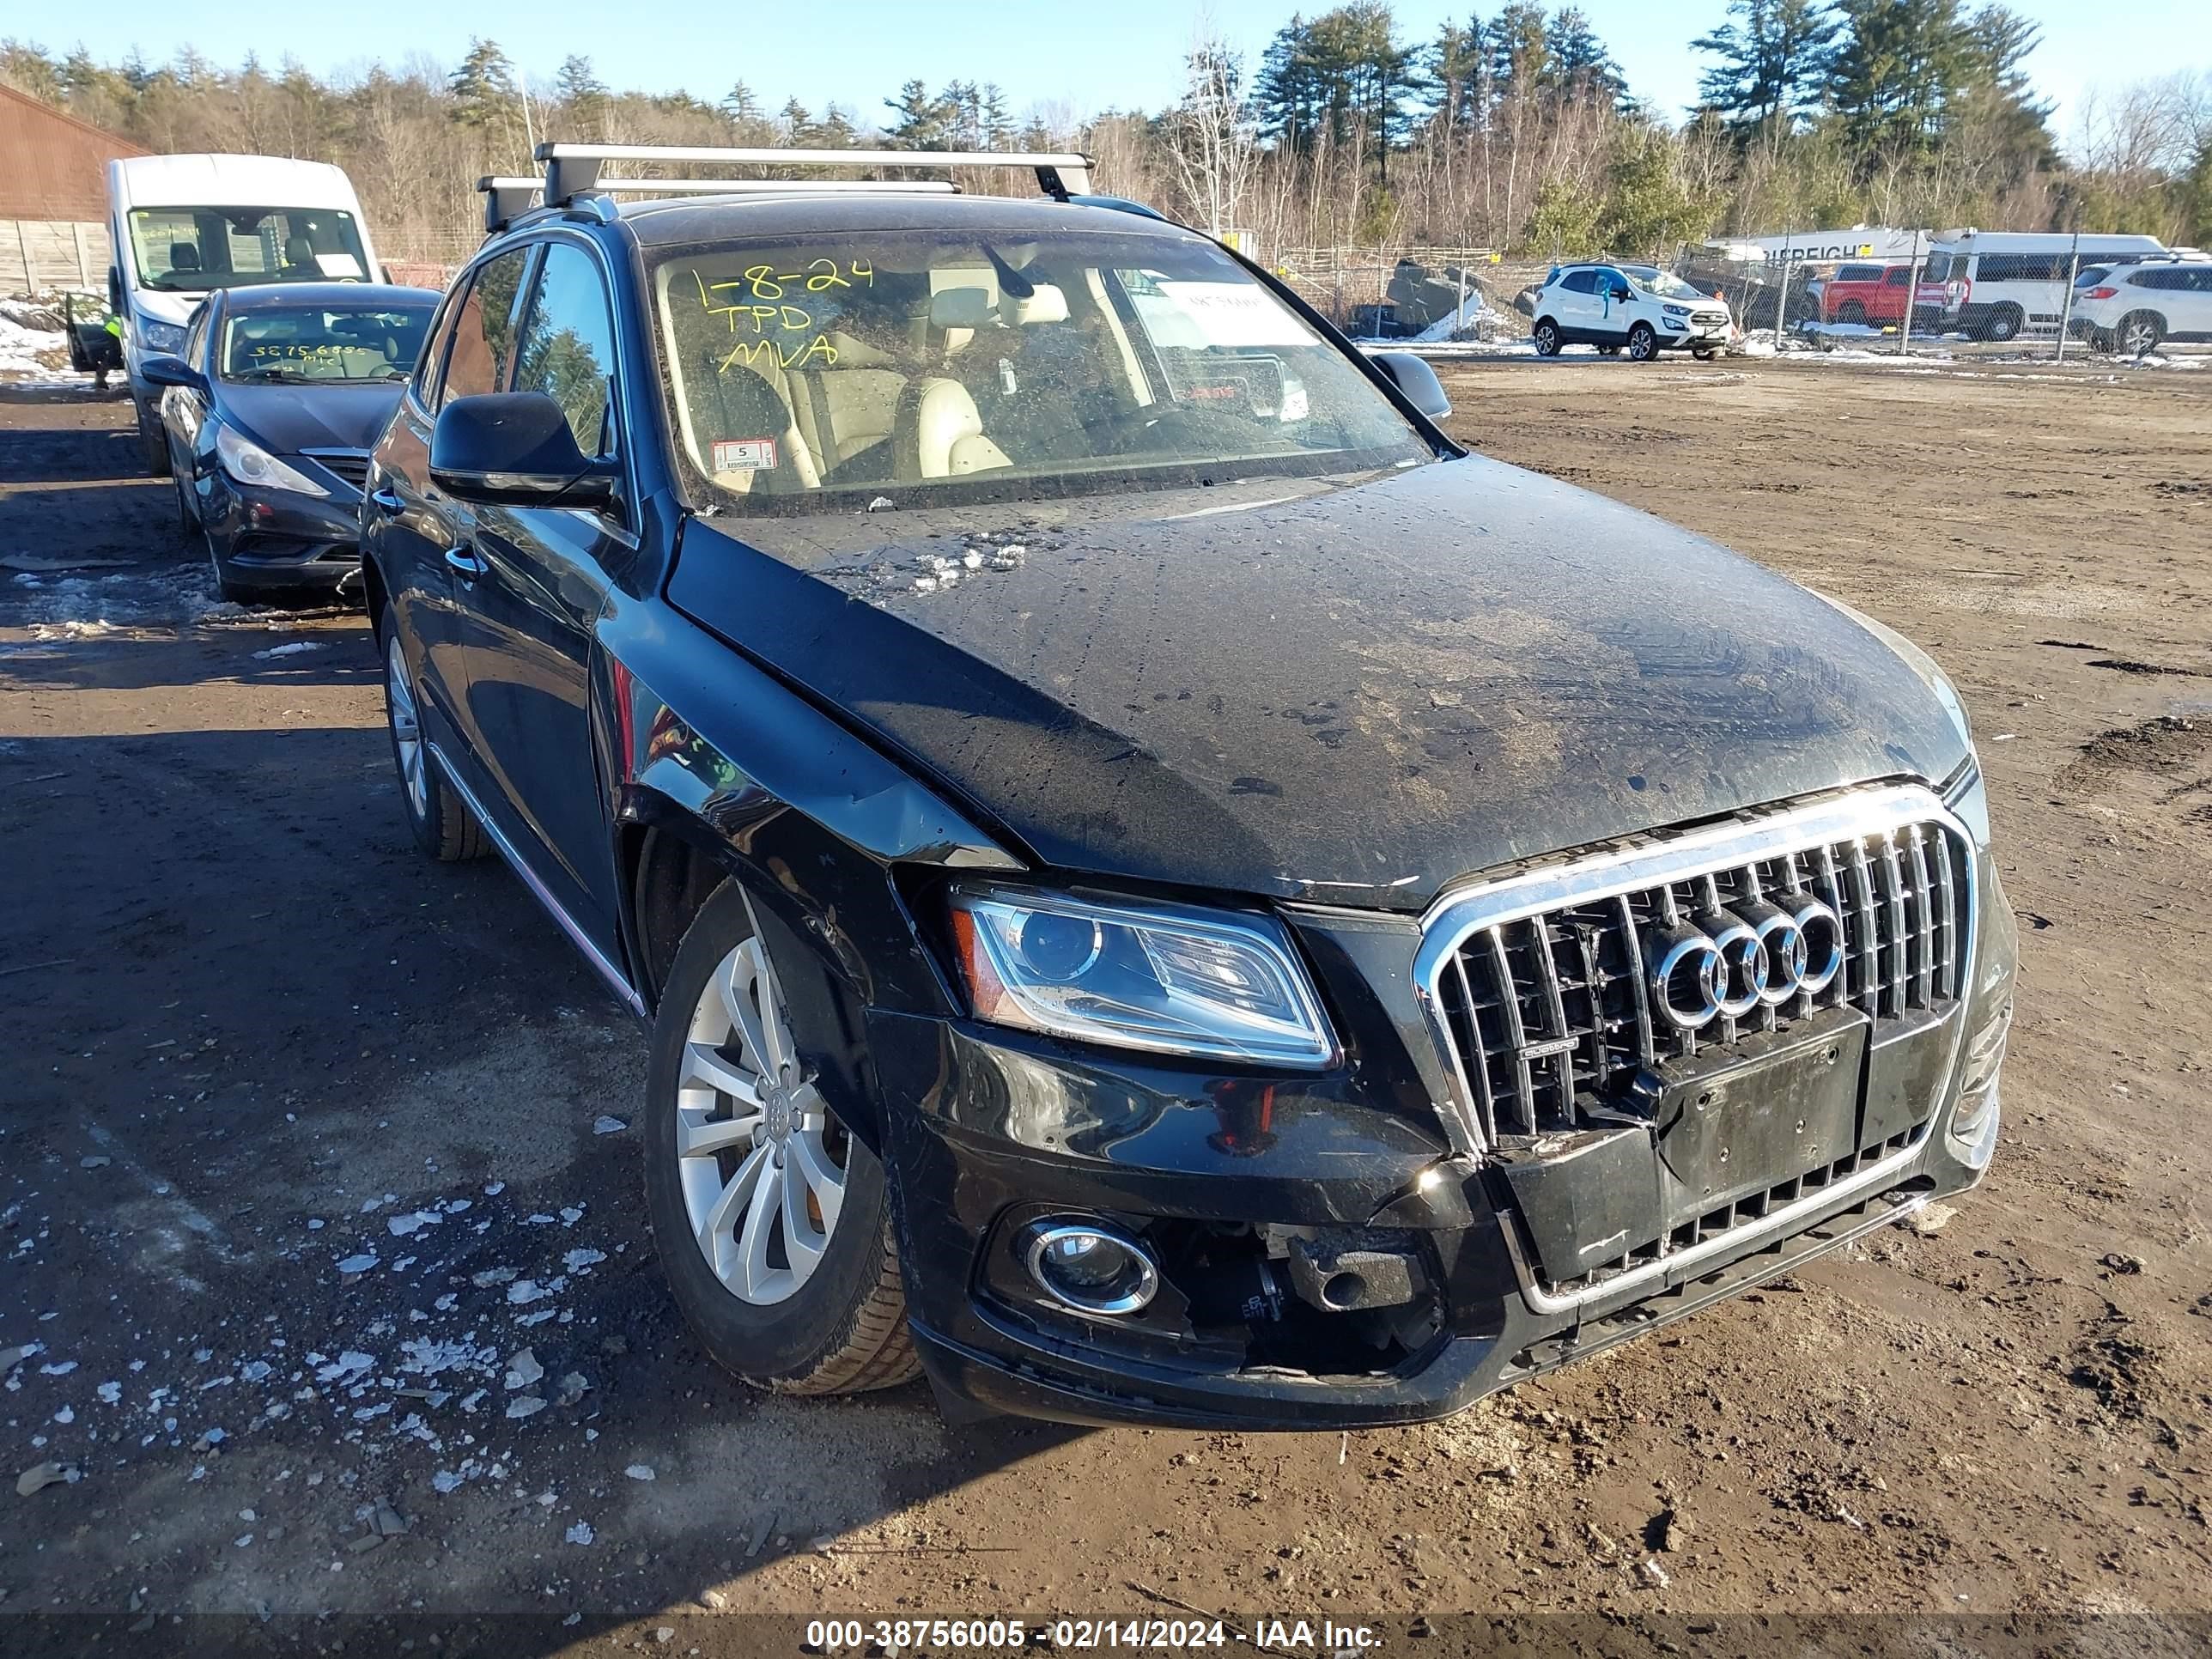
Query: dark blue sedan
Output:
[[140, 282, 438, 601]]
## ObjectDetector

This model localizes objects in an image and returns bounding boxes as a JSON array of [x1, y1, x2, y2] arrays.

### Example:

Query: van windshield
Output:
[[651, 228, 1432, 516], [1922, 253, 1952, 282], [128, 207, 369, 293]]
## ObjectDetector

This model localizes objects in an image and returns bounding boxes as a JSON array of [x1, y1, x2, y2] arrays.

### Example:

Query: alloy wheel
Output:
[[675, 933, 849, 1306], [385, 636, 428, 820], [2121, 315, 2160, 356]]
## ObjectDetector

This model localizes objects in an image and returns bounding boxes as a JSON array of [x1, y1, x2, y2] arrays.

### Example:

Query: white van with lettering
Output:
[[107, 154, 384, 476], [1916, 230, 2169, 343]]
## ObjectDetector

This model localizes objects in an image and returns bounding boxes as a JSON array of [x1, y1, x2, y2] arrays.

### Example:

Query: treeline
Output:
[[3, 7, 2208, 270]]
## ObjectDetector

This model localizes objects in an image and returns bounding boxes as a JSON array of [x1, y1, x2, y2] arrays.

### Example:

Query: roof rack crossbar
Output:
[[534, 143, 1092, 204], [588, 177, 959, 198]]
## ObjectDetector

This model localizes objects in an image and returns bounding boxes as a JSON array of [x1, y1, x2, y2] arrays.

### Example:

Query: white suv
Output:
[[1531, 263, 1734, 362], [2071, 262, 2212, 356]]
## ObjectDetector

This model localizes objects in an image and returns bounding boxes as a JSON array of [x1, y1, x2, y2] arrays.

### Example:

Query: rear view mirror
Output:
[[1369, 350, 1452, 422], [430, 392, 615, 507]]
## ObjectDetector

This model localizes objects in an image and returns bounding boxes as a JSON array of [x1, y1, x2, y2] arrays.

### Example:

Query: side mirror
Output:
[[1369, 350, 1452, 422], [137, 355, 203, 391], [429, 392, 615, 507], [1611, 286, 1633, 302]]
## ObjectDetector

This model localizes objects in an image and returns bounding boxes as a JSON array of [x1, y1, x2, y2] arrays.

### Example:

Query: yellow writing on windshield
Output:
[[716, 335, 841, 374], [693, 261, 875, 333]]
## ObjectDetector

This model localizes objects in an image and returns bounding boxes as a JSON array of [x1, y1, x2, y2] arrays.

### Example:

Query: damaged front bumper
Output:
[[869, 814, 2017, 1430]]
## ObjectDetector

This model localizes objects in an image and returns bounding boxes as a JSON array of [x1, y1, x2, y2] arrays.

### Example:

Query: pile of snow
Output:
[[0, 312, 76, 383], [1413, 292, 1492, 343], [11, 563, 221, 630]]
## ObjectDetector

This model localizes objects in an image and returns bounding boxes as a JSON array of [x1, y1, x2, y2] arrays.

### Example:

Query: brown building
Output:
[[0, 86, 148, 290], [0, 83, 149, 222]]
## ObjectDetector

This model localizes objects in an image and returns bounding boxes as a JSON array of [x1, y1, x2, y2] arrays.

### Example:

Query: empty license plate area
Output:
[[1650, 1006, 1869, 1224]]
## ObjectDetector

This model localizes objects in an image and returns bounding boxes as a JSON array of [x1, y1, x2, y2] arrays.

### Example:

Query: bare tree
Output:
[[1161, 33, 1261, 239]]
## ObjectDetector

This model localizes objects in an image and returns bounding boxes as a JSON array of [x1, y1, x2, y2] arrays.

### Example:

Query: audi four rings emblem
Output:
[[1645, 896, 1845, 1029]]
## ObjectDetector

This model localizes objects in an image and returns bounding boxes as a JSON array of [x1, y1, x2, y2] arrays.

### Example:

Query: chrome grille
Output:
[[1418, 790, 1972, 1147]]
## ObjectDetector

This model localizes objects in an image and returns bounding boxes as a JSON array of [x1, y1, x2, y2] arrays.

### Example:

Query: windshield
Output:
[[219, 303, 430, 384], [1922, 253, 1953, 283], [128, 207, 369, 294], [651, 228, 1431, 514], [1623, 266, 1705, 300]]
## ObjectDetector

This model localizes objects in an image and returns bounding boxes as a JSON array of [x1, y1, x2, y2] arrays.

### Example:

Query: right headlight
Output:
[[947, 886, 1339, 1067], [215, 420, 328, 498]]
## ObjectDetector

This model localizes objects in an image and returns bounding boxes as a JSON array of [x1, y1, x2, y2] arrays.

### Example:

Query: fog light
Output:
[[1023, 1221, 1158, 1316]]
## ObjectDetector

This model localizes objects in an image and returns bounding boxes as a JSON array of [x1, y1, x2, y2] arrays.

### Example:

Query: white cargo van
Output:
[[106, 154, 382, 475], [1914, 229, 2169, 343]]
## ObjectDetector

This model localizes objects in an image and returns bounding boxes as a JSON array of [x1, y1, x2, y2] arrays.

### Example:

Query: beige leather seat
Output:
[[895, 380, 1012, 478], [788, 331, 905, 471]]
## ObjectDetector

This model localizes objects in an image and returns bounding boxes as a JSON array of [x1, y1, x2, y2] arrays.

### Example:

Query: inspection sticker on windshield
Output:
[[712, 438, 779, 471]]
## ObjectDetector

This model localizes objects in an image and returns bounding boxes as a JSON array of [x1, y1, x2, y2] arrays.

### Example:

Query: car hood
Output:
[[216, 381, 404, 456], [667, 456, 1968, 912]]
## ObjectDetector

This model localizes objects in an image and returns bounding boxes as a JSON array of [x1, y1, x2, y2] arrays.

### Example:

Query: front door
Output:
[[456, 240, 629, 953], [1590, 268, 1632, 343]]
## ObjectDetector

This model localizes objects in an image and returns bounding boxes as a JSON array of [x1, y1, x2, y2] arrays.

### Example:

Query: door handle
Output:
[[368, 485, 404, 516], [444, 541, 487, 580]]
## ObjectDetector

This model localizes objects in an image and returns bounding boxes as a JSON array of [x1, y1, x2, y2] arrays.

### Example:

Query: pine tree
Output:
[[555, 55, 606, 110], [449, 38, 515, 128], [1693, 0, 1841, 137], [719, 81, 762, 125], [1827, 0, 1976, 155], [883, 79, 958, 149], [1486, 3, 1551, 102], [1956, 5, 2053, 161], [1547, 9, 1626, 105]]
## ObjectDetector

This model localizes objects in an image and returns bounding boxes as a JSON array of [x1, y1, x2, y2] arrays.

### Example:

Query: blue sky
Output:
[[64, 0, 2209, 149]]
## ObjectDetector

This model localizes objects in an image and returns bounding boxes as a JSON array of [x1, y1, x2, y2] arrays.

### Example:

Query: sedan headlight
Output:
[[948, 887, 1338, 1066], [215, 421, 328, 498], [137, 318, 187, 353]]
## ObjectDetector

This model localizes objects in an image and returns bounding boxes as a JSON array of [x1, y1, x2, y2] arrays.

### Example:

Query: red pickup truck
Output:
[[1819, 262, 1915, 326]]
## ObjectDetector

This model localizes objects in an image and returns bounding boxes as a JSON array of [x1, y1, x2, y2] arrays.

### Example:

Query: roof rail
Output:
[[533, 143, 1093, 205]]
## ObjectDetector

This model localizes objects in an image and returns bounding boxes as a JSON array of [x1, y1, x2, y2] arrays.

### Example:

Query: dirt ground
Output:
[[2, 361, 2208, 1656]]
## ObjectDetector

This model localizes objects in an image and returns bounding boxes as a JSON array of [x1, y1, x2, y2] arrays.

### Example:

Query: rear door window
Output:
[[1562, 270, 1597, 295], [437, 246, 531, 407], [1834, 264, 1880, 283]]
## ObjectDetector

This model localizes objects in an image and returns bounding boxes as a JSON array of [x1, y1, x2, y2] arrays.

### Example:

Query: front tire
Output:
[[1533, 319, 1560, 356], [380, 609, 489, 861], [173, 469, 198, 538], [1626, 322, 1658, 362], [1979, 306, 2022, 343], [139, 407, 172, 477], [643, 881, 919, 1396]]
